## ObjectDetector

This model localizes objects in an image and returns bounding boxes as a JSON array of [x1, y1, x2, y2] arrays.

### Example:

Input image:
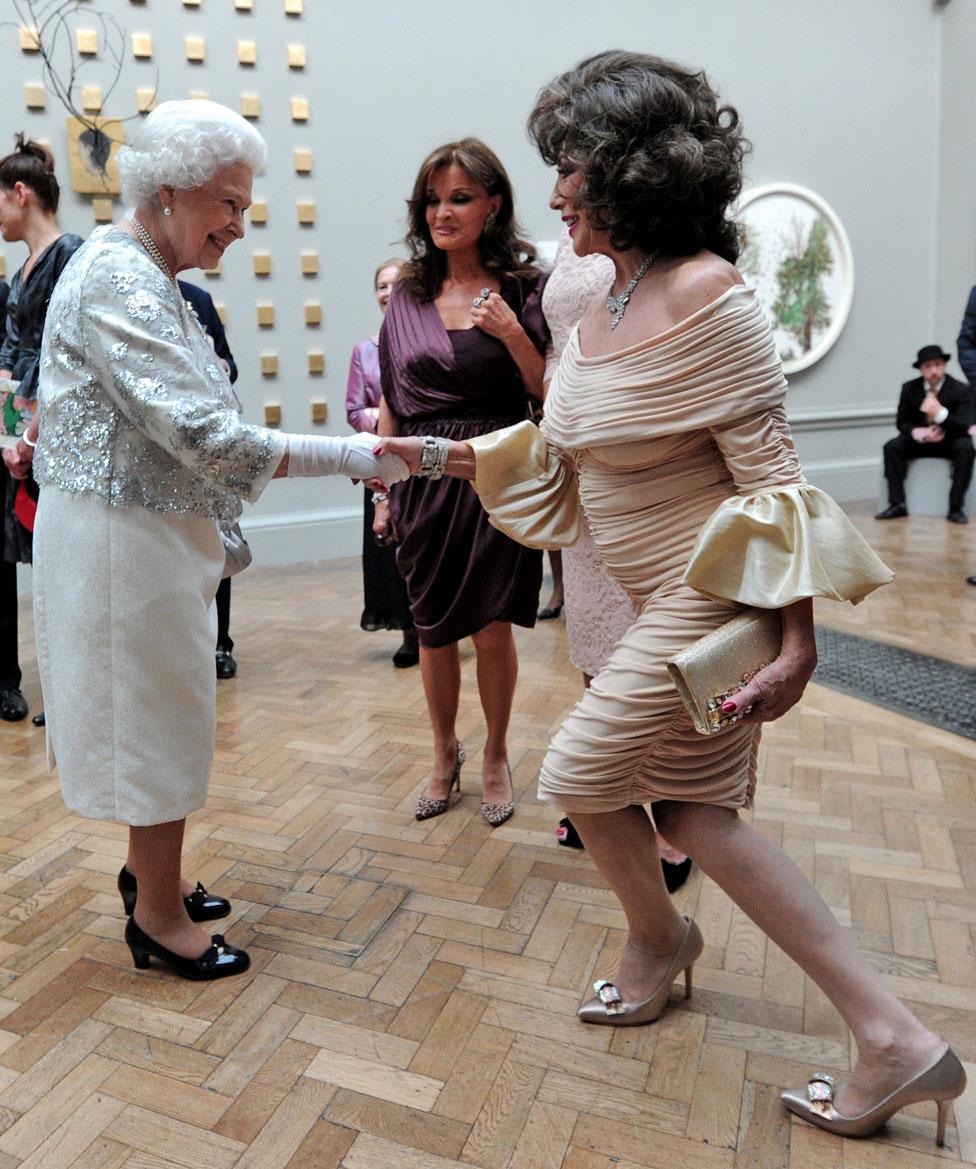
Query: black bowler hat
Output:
[[913, 344, 951, 368]]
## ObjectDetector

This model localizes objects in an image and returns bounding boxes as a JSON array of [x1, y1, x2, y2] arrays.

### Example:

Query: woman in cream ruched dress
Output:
[[471, 283, 891, 810]]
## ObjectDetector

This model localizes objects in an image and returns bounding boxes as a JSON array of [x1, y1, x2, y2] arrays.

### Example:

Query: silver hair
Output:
[[118, 99, 267, 208]]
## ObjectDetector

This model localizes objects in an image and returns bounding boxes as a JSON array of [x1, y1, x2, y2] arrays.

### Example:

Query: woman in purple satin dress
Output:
[[376, 138, 548, 826]]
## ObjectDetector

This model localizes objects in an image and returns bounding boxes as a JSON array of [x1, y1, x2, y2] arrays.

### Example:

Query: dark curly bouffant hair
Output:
[[401, 137, 538, 302], [0, 134, 60, 213], [528, 51, 748, 262]]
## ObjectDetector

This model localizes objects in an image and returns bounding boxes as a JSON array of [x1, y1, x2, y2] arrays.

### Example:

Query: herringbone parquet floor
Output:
[[0, 503, 974, 1168]]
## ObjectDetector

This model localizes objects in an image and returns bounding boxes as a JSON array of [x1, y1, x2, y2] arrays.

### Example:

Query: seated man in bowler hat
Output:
[[876, 344, 975, 523]]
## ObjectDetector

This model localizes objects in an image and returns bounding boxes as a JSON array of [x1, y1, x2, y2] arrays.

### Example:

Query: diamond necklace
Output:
[[605, 254, 655, 330], [129, 216, 175, 281]]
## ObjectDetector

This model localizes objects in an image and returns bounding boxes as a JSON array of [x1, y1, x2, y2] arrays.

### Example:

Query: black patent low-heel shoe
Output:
[[124, 917, 250, 981], [117, 866, 231, 923]]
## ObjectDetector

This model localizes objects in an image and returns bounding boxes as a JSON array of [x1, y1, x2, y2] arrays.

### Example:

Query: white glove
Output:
[[283, 431, 409, 484]]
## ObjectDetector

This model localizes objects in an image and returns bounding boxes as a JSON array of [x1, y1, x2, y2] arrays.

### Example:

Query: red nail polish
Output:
[[721, 701, 737, 713]]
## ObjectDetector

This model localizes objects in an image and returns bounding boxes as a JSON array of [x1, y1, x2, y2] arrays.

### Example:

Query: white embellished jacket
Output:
[[34, 226, 286, 524]]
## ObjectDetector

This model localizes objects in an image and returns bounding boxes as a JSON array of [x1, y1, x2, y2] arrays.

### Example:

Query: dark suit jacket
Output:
[[895, 373, 974, 438], [178, 280, 238, 384], [957, 285, 976, 383]]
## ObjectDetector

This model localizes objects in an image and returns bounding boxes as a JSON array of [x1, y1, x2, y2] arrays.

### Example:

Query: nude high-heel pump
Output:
[[781, 1047, 966, 1146], [578, 915, 704, 1026]]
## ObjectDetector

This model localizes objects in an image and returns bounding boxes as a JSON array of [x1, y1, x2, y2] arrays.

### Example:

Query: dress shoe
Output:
[[31, 711, 45, 727], [947, 508, 968, 524], [392, 639, 420, 668], [0, 688, 27, 721], [781, 1046, 966, 1147], [117, 866, 231, 923], [579, 915, 704, 1026], [416, 743, 465, 820], [124, 917, 250, 981], [874, 504, 908, 520], [537, 603, 563, 620], [556, 817, 584, 848], [481, 763, 514, 827], [215, 649, 237, 679], [662, 857, 693, 892]]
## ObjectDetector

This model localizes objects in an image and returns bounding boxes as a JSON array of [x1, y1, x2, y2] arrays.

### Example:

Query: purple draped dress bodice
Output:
[[379, 275, 549, 646]]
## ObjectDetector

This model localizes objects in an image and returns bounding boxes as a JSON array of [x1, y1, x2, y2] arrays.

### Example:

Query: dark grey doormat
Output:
[[813, 625, 976, 741]]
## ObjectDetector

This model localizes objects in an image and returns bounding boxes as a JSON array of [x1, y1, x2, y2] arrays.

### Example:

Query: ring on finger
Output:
[[472, 296, 484, 308]]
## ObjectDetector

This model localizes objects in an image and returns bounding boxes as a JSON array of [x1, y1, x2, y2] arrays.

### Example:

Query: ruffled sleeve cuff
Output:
[[683, 484, 893, 607], [468, 419, 582, 550]]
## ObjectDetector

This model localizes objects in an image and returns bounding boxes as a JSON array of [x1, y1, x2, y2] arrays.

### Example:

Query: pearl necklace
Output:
[[605, 254, 655, 330], [129, 216, 174, 281]]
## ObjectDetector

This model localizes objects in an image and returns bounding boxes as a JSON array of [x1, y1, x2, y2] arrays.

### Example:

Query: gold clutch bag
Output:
[[666, 608, 783, 735]]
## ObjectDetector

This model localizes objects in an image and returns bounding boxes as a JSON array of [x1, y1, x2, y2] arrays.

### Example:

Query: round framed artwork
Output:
[[737, 183, 854, 375]]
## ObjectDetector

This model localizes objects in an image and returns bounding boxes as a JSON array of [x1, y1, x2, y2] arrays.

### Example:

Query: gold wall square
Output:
[[24, 84, 46, 110], [76, 28, 99, 55], [249, 200, 268, 224], [215, 303, 228, 325], [240, 93, 261, 119], [183, 0, 202, 6], [92, 197, 114, 222], [293, 148, 313, 173], [19, 26, 40, 52], [261, 358, 279, 378], [189, 89, 209, 100], [264, 401, 281, 423], [256, 304, 275, 327], [284, 0, 303, 12], [237, 40, 257, 65], [131, 33, 153, 59], [203, 261, 222, 277], [300, 252, 319, 276], [304, 302, 322, 325], [0, 256, 6, 279], [297, 201, 315, 225], [185, 36, 205, 62], [136, 87, 157, 112], [81, 86, 103, 112], [307, 351, 325, 374], [290, 97, 309, 122], [253, 253, 272, 276], [310, 400, 328, 423], [287, 44, 307, 68], [235, 0, 254, 8]]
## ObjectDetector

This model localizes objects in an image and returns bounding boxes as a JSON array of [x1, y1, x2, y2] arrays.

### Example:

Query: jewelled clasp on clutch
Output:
[[593, 979, 624, 1014], [705, 663, 771, 732]]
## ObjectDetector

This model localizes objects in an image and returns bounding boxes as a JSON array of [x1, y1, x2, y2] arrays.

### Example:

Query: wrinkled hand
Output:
[[471, 290, 519, 344], [723, 647, 817, 726], [927, 424, 945, 442], [372, 436, 424, 474]]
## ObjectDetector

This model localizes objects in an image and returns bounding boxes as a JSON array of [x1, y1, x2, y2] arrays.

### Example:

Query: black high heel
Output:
[[117, 866, 231, 923], [124, 917, 250, 980]]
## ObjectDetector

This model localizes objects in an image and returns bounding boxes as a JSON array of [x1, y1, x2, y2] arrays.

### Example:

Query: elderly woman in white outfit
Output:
[[3, 101, 406, 981]]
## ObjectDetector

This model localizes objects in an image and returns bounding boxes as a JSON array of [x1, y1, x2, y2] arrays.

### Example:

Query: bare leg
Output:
[[128, 820, 211, 958], [654, 801, 944, 1115], [418, 641, 462, 800], [470, 621, 517, 802]]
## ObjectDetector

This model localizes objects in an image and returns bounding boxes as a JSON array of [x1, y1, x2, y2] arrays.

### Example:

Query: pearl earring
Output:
[[163, 206, 172, 216]]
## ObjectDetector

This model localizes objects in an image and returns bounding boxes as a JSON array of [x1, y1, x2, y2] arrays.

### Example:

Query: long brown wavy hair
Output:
[[400, 138, 538, 302]]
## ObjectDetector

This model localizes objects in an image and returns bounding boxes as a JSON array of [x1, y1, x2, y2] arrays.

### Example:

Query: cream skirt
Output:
[[33, 487, 224, 825]]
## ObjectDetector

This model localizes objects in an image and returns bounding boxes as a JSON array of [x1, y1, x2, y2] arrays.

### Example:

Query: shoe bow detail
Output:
[[806, 1072, 836, 1117], [593, 978, 624, 1015]]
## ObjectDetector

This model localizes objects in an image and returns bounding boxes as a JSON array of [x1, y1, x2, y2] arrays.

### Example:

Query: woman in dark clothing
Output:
[[376, 138, 548, 826], [0, 137, 82, 721]]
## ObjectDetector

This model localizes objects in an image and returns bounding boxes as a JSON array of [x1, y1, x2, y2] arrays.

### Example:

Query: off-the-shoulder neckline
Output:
[[573, 284, 753, 362]]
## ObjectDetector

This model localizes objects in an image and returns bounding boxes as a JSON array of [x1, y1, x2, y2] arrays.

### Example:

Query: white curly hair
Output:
[[118, 99, 267, 208]]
